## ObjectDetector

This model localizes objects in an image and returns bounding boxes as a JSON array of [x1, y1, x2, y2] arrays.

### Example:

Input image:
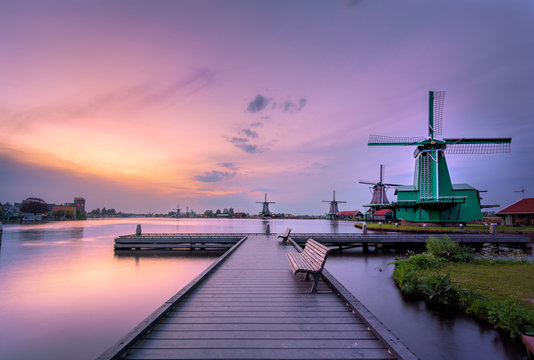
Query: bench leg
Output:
[[310, 273, 320, 293]]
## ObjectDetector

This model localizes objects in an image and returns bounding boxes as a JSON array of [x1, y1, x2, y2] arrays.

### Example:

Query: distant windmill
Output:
[[368, 91, 511, 223], [322, 190, 347, 219], [514, 186, 526, 199], [173, 204, 181, 218], [359, 164, 400, 206], [256, 193, 275, 218]]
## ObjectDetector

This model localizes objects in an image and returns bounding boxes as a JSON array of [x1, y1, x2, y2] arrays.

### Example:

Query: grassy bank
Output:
[[355, 222, 534, 233], [391, 237, 534, 338]]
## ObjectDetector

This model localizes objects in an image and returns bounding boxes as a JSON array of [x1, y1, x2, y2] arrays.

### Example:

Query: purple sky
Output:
[[1, 0, 533, 215]]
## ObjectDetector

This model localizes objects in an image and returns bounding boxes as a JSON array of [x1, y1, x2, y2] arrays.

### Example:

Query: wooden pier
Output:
[[100, 235, 417, 360], [289, 233, 531, 251], [114, 233, 249, 251]]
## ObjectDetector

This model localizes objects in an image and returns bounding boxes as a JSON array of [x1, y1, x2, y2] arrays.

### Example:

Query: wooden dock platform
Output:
[[114, 233, 249, 251], [99, 235, 417, 360], [289, 232, 531, 251]]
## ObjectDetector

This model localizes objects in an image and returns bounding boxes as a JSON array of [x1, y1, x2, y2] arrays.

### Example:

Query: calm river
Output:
[[0, 218, 526, 359]]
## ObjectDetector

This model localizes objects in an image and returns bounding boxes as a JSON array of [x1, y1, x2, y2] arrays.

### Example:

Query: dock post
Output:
[[265, 224, 270, 235], [136, 224, 142, 236], [490, 223, 497, 235], [362, 223, 367, 235]]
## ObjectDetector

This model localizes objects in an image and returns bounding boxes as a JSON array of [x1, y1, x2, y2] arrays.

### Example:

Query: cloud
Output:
[[194, 170, 236, 183], [283, 98, 308, 113], [247, 94, 270, 113], [235, 143, 258, 153], [241, 128, 258, 139], [250, 121, 264, 127], [218, 162, 238, 171]]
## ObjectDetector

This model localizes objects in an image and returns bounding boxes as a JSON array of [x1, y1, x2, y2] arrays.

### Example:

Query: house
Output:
[[496, 198, 534, 226], [373, 208, 394, 221], [336, 210, 363, 219]]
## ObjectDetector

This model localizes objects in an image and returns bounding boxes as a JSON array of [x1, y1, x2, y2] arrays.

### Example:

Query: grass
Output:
[[435, 262, 534, 313], [390, 237, 534, 338]]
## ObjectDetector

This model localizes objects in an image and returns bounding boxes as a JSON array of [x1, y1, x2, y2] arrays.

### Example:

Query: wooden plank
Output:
[[132, 338, 385, 349], [154, 322, 367, 331], [123, 348, 395, 359], [139, 330, 375, 340]]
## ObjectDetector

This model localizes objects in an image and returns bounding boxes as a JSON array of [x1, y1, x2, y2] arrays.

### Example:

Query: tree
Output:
[[20, 197, 49, 214]]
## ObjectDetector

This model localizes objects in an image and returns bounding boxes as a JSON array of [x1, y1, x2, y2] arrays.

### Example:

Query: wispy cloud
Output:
[[235, 143, 258, 153], [241, 128, 258, 139], [282, 98, 308, 113], [218, 162, 238, 171], [194, 170, 236, 183], [0, 68, 215, 133]]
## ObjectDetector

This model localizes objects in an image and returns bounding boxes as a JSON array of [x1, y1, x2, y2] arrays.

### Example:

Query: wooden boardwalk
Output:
[[290, 232, 531, 251], [99, 235, 417, 360]]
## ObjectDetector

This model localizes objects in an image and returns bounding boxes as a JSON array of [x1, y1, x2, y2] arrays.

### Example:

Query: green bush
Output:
[[392, 262, 420, 295], [426, 235, 473, 262], [417, 273, 457, 305]]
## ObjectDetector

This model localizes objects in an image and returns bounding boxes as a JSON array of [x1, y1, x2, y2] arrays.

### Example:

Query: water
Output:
[[0, 218, 526, 359]]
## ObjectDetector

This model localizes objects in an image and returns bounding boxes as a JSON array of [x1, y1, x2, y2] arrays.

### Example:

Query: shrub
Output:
[[426, 235, 473, 262], [392, 262, 420, 295], [417, 273, 457, 305]]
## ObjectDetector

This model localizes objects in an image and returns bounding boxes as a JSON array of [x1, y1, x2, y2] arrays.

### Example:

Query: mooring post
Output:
[[490, 223, 497, 235], [136, 224, 142, 236], [265, 224, 270, 235], [362, 223, 367, 235]]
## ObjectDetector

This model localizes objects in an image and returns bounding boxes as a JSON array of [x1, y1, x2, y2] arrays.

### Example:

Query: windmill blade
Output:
[[368, 134, 426, 146], [431, 91, 445, 137], [359, 180, 377, 185], [337, 201, 348, 204], [383, 182, 403, 187], [444, 138, 511, 154]]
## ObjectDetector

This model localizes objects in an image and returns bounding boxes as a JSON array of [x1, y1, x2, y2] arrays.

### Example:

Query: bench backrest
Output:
[[301, 238, 330, 271], [284, 228, 291, 237]]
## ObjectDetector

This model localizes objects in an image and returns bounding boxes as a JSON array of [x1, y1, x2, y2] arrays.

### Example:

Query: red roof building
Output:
[[373, 208, 394, 221], [496, 198, 534, 226]]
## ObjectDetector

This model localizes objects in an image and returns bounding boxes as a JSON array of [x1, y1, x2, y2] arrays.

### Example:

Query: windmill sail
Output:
[[444, 138, 511, 154]]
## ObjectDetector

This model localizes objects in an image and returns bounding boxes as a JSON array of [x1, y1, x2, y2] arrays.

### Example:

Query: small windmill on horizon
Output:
[[256, 193, 275, 218], [322, 190, 347, 219]]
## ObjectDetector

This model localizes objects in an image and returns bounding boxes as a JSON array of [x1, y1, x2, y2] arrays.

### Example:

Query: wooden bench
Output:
[[277, 227, 292, 244], [286, 239, 330, 293]]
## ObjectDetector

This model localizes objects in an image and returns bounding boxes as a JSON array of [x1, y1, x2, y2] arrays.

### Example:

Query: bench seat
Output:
[[286, 238, 330, 293], [277, 227, 292, 244]]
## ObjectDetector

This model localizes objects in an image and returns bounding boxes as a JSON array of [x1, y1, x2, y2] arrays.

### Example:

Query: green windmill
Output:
[[368, 91, 511, 224]]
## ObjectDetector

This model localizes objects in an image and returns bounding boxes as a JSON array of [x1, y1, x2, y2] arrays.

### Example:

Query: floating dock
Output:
[[100, 234, 417, 360], [114, 233, 249, 251]]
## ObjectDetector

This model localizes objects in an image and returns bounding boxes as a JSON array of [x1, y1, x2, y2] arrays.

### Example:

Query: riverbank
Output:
[[391, 238, 534, 342], [355, 222, 534, 237]]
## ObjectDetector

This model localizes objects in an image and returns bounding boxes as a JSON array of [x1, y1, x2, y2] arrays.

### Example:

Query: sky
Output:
[[1, 0, 533, 215]]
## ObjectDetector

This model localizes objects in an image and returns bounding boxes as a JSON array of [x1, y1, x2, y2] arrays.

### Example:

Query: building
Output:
[[496, 198, 534, 226], [336, 210, 363, 219], [74, 197, 85, 214], [373, 208, 394, 221]]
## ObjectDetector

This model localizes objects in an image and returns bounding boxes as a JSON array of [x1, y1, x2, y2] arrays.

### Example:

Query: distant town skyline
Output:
[[1, 0, 533, 215]]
